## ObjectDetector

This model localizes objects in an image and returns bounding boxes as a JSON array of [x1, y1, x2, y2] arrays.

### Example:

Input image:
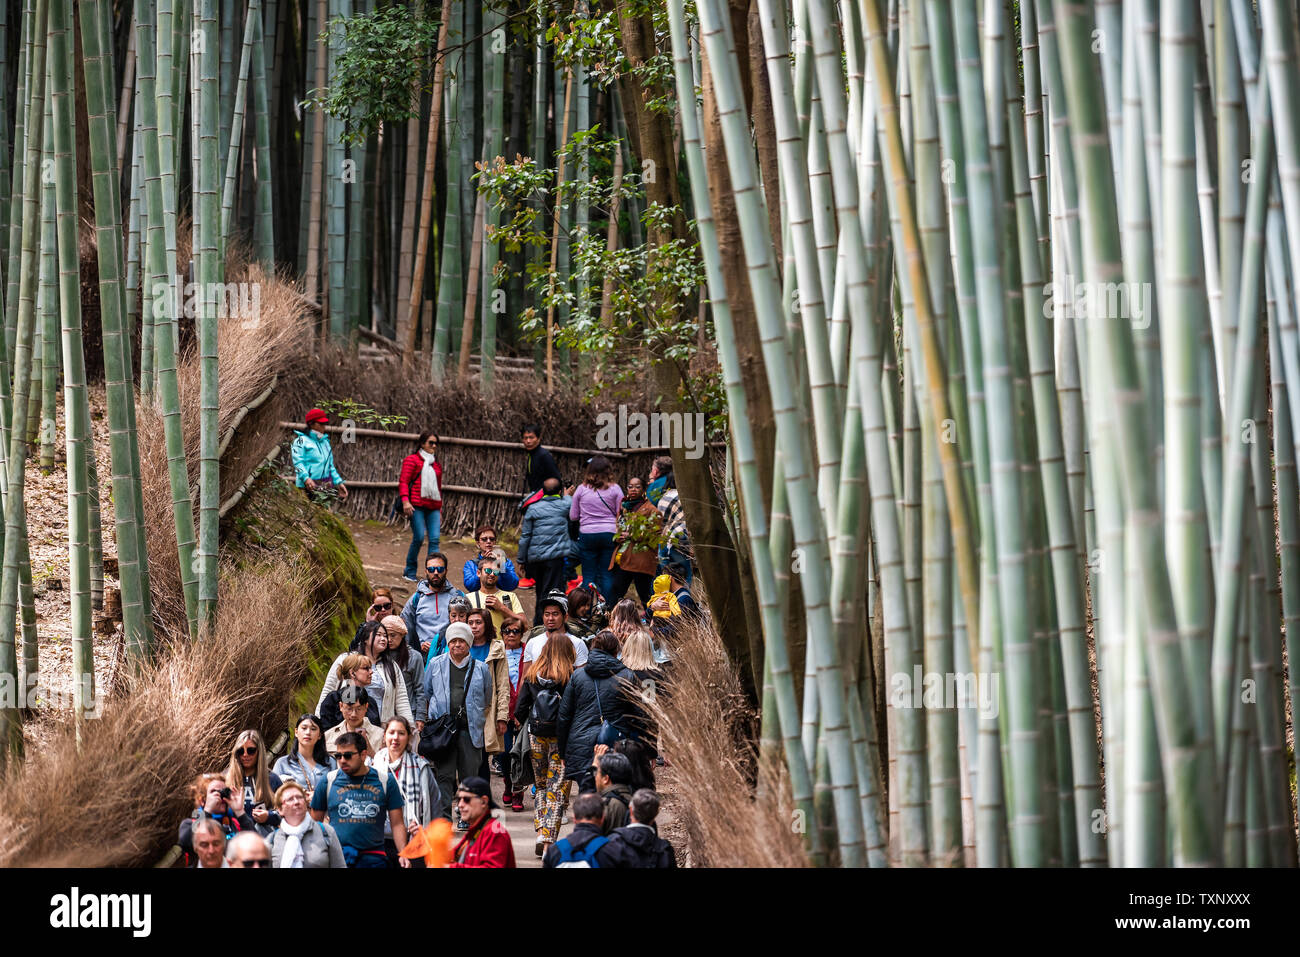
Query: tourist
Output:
[[178, 773, 257, 863], [225, 730, 283, 836], [272, 714, 335, 803], [521, 423, 563, 498], [609, 598, 646, 644], [318, 654, 382, 729], [464, 607, 510, 784], [522, 591, 589, 668], [518, 477, 574, 622], [569, 455, 623, 602], [290, 407, 348, 502], [590, 750, 635, 833], [379, 615, 426, 733], [265, 780, 345, 868], [422, 622, 492, 824], [541, 792, 617, 868], [463, 524, 520, 591], [617, 627, 664, 751], [190, 817, 228, 869], [399, 431, 444, 581], [371, 716, 438, 868], [648, 456, 690, 585], [310, 731, 409, 868], [324, 684, 385, 757], [603, 789, 677, 868], [447, 777, 516, 868], [564, 583, 602, 643], [400, 552, 464, 658], [465, 555, 528, 637], [648, 558, 701, 631], [611, 738, 657, 792], [500, 621, 527, 810], [427, 595, 471, 660], [360, 587, 396, 627], [226, 831, 273, 868], [514, 633, 576, 856], [557, 630, 637, 808], [608, 476, 661, 604], [318, 622, 412, 725]]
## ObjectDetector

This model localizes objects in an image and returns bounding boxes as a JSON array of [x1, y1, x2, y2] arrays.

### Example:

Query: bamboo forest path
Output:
[[342, 514, 565, 867]]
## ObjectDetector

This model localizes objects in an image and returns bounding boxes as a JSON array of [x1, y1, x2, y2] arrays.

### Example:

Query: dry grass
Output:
[[0, 558, 326, 867], [644, 614, 809, 868]]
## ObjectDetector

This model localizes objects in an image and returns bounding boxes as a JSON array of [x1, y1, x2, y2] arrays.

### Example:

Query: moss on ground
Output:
[[221, 471, 371, 736]]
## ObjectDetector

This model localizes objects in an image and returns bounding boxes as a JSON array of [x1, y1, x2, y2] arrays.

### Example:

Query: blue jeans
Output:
[[576, 531, 616, 601], [404, 507, 441, 578]]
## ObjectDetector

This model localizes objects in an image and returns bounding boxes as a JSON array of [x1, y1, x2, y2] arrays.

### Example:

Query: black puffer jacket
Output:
[[556, 649, 636, 781], [603, 823, 677, 868]]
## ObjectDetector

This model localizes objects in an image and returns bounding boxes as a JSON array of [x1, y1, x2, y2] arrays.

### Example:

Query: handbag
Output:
[[593, 676, 625, 746]]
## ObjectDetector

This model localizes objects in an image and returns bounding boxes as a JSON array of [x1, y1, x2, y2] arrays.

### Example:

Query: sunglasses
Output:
[[238, 747, 259, 756], [334, 751, 358, 760], [479, 536, 496, 543], [502, 628, 521, 635], [427, 566, 446, 574], [373, 602, 393, 611], [482, 567, 498, 575], [424, 439, 438, 446], [241, 859, 272, 868]]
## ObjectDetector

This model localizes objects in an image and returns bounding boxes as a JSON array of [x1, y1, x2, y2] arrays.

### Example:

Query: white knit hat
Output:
[[445, 622, 473, 646]]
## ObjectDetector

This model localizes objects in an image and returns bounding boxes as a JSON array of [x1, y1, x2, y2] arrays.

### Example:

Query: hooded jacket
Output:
[[541, 820, 620, 868], [463, 555, 520, 592], [599, 782, 634, 834], [518, 493, 575, 564], [290, 430, 344, 487], [603, 822, 677, 868], [556, 649, 637, 780], [401, 579, 465, 650]]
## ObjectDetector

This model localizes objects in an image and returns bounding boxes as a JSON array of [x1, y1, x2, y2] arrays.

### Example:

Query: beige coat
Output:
[[480, 638, 511, 754]]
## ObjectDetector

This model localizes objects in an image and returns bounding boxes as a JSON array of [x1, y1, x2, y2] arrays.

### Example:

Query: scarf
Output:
[[419, 450, 441, 501], [278, 817, 312, 868], [393, 750, 427, 826], [646, 474, 669, 505]]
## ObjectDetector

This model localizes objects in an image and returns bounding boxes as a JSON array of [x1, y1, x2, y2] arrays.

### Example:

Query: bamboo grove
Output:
[[687, 0, 1300, 867], [0, 0, 1296, 871]]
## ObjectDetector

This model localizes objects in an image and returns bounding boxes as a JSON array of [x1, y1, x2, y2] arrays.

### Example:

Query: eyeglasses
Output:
[[482, 567, 498, 575], [334, 751, 357, 760], [241, 859, 272, 868], [479, 536, 496, 543], [238, 747, 259, 756], [455, 795, 478, 804], [373, 602, 393, 611], [424, 440, 438, 447], [427, 566, 446, 574]]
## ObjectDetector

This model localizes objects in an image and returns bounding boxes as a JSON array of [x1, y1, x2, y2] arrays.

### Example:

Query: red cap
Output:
[[305, 408, 329, 425]]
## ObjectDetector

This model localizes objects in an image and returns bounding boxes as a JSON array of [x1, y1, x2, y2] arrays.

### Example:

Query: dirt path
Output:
[[344, 514, 565, 866]]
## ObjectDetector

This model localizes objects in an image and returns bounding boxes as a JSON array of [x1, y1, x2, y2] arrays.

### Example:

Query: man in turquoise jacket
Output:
[[291, 407, 349, 501]]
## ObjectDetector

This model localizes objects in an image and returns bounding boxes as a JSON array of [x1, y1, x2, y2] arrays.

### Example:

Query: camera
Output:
[[219, 787, 232, 801]]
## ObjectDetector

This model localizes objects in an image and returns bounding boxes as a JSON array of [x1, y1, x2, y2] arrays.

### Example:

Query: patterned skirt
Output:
[[528, 733, 571, 844]]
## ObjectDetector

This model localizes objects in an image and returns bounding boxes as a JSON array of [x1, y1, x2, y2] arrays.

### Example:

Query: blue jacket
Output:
[[401, 580, 464, 650], [463, 556, 520, 592], [290, 430, 344, 487], [518, 494, 574, 564], [422, 653, 492, 749]]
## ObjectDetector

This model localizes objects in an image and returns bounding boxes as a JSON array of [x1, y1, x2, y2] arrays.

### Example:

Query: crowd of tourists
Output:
[[183, 415, 694, 867]]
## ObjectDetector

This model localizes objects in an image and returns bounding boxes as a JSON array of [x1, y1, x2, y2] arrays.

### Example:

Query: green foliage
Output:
[[317, 398, 408, 430], [310, 4, 440, 146], [616, 508, 669, 559]]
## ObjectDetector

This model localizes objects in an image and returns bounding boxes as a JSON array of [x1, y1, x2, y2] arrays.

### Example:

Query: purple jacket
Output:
[[569, 484, 624, 534]]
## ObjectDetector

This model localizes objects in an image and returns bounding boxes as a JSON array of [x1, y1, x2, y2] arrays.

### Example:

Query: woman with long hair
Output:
[[379, 615, 426, 733], [618, 628, 663, 753], [399, 431, 444, 582], [371, 716, 438, 867], [266, 780, 345, 868], [608, 598, 646, 644], [513, 633, 577, 857], [318, 654, 380, 729], [569, 455, 623, 603], [317, 620, 414, 725], [557, 630, 637, 798], [273, 714, 336, 801], [226, 730, 284, 836], [467, 607, 510, 782]]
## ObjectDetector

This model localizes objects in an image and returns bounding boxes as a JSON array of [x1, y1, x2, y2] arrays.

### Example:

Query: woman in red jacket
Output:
[[401, 431, 444, 582], [448, 777, 517, 867]]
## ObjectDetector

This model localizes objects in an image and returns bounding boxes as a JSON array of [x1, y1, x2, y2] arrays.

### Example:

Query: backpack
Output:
[[529, 679, 563, 736], [553, 834, 609, 868]]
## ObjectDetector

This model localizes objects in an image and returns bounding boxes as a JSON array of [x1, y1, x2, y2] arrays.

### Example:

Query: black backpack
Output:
[[530, 678, 563, 736]]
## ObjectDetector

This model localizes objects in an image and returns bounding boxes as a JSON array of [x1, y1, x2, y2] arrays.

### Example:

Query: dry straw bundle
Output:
[[642, 613, 808, 868], [0, 559, 324, 867]]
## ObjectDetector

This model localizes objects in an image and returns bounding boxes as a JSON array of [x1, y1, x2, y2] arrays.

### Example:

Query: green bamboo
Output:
[[221, 0, 259, 243], [196, 0, 220, 628], [249, 0, 273, 267]]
